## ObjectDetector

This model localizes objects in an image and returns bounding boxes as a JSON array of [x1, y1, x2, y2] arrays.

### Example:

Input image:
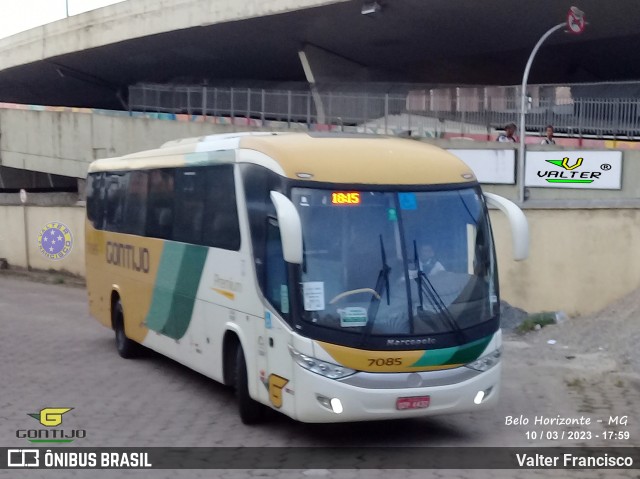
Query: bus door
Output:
[[259, 216, 295, 412]]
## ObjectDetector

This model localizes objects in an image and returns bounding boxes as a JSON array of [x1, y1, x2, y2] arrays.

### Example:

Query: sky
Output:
[[0, 0, 126, 39]]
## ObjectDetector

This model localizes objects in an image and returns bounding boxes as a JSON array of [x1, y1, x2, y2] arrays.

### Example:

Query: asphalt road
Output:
[[0, 275, 637, 479]]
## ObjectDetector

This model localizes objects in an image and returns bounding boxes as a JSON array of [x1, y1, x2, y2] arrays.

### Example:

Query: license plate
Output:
[[396, 396, 430, 410]]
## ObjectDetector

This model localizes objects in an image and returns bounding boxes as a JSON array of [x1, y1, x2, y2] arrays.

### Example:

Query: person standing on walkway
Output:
[[497, 123, 517, 142], [541, 125, 556, 144]]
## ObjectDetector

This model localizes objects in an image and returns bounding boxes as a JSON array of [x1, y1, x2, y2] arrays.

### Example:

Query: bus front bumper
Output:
[[292, 362, 501, 423]]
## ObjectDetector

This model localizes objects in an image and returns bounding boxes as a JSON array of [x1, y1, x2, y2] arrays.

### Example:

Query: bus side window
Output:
[[203, 165, 240, 250], [173, 169, 205, 244], [122, 171, 148, 236], [105, 172, 128, 232], [86, 172, 105, 229], [146, 169, 175, 240], [265, 217, 289, 317]]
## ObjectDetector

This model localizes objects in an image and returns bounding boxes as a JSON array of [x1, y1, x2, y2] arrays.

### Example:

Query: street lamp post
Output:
[[517, 7, 586, 204]]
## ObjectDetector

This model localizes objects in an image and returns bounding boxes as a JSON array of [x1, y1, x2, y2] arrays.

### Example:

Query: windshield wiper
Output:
[[359, 235, 391, 346], [413, 240, 424, 311], [413, 239, 465, 341], [380, 235, 391, 306]]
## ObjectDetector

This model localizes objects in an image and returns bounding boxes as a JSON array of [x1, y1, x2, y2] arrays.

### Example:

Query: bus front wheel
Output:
[[113, 299, 140, 359], [235, 345, 265, 424]]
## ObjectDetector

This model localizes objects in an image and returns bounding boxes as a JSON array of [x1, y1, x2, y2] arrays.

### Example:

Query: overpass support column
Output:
[[298, 50, 326, 125], [298, 44, 373, 127]]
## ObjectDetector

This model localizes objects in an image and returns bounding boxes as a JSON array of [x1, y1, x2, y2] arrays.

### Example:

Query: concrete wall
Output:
[[491, 208, 640, 317], [3, 106, 639, 199], [1, 203, 638, 317], [0, 205, 85, 276], [0, 109, 266, 178], [0, 206, 27, 268]]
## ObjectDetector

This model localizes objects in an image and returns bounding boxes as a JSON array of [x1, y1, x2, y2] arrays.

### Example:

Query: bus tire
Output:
[[235, 345, 265, 424], [113, 299, 140, 359]]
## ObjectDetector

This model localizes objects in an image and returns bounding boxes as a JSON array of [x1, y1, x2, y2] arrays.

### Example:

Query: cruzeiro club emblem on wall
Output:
[[38, 222, 73, 260]]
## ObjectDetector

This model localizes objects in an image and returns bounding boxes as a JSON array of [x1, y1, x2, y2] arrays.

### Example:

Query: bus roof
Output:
[[238, 133, 475, 185], [88, 132, 476, 185]]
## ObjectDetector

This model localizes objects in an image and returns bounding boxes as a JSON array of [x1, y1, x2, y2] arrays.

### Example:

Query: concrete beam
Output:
[[299, 43, 372, 84], [298, 43, 376, 125], [298, 50, 326, 125], [0, 0, 350, 71]]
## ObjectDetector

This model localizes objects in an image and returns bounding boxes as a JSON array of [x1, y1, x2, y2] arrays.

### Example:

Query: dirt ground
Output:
[[502, 288, 640, 448], [524, 287, 640, 377]]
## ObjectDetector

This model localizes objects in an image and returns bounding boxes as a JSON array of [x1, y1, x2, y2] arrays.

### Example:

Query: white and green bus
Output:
[[86, 132, 528, 423]]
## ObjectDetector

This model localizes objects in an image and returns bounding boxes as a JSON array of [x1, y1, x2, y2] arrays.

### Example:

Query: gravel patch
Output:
[[499, 300, 529, 331], [511, 288, 640, 375]]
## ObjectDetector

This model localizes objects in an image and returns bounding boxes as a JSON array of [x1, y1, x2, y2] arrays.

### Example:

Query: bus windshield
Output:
[[292, 187, 498, 342]]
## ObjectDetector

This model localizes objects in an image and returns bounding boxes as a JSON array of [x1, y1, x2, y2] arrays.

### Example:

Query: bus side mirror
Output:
[[483, 192, 529, 261], [270, 191, 303, 264]]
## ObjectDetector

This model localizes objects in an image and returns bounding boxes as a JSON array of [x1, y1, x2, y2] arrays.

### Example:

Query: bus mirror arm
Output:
[[270, 191, 304, 264], [483, 192, 529, 261]]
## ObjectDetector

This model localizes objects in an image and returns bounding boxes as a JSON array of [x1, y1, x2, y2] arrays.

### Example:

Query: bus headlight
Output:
[[464, 348, 502, 372], [288, 345, 356, 379]]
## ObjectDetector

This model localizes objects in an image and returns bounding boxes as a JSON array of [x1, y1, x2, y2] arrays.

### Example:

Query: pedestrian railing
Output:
[[128, 83, 640, 139]]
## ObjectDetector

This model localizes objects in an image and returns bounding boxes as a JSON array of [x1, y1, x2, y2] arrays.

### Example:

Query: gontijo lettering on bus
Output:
[[105, 241, 150, 273]]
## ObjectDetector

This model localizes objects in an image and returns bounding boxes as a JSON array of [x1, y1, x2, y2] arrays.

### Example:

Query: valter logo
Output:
[[526, 150, 621, 190], [17, 407, 86, 443], [538, 156, 604, 184]]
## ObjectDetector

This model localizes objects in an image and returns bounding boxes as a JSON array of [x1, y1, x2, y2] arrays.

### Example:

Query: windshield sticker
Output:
[[303, 282, 325, 311], [281, 285, 290, 314], [398, 193, 417, 210], [338, 307, 368, 328], [387, 208, 398, 221], [299, 196, 310, 207]]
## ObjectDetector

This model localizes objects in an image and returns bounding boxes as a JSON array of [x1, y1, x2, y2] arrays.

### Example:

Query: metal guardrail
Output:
[[128, 85, 407, 127], [129, 84, 640, 139]]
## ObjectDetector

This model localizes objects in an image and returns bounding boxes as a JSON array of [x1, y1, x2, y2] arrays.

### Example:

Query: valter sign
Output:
[[525, 151, 622, 190]]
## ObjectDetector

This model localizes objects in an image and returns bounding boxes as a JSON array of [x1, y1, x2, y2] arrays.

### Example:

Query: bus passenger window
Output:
[[105, 173, 128, 232], [203, 165, 240, 251], [122, 171, 148, 236], [173, 169, 206, 244], [86, 173, 105, 229], [146, 169, 175, 240]]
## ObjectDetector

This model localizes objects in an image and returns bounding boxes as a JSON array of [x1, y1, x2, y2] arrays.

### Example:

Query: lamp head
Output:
[[361, 1, 381, 15]]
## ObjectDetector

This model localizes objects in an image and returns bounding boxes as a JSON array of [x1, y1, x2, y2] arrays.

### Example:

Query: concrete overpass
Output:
[[1, 0, 640, 110]]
